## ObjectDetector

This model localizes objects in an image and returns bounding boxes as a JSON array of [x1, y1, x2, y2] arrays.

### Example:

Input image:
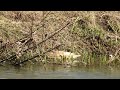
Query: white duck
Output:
[[47, 50, 81, 59]]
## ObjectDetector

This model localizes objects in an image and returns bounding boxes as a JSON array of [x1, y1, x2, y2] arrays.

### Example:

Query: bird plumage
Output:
[[47, 50, 81, 59]]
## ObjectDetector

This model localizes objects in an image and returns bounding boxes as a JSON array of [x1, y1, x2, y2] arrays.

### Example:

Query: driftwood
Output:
[[14, 44, 64, 66]]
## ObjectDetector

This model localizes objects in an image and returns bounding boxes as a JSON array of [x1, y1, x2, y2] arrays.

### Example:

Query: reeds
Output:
[[0, 11, 120, 67]]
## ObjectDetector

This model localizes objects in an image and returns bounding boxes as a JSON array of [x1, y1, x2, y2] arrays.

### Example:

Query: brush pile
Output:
[[0, 11, 120, 67]]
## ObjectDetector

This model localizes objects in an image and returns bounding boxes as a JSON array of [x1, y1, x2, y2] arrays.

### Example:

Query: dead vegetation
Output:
[[0, 11, 120, 67]]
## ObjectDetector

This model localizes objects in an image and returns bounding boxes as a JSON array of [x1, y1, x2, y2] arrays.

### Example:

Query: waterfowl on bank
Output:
[[47, 50, 81, 59]]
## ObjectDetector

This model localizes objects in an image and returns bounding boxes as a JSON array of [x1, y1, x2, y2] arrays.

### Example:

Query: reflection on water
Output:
[[0, 63, 120, 79]]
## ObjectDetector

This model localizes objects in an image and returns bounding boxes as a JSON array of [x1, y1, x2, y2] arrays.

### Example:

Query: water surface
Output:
[[0, 63, 120, 79]]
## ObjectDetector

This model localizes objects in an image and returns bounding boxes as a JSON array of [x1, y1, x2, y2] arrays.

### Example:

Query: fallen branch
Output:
[[23, 22, 70, 53], [14, 44, 64, 66], [0, 22, 70, 64], [0, 12, 51, 49], [0, 53, 16, 63]]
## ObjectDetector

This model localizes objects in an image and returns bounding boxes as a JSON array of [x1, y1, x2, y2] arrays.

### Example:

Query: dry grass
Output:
[[0, 11, 120, 66]]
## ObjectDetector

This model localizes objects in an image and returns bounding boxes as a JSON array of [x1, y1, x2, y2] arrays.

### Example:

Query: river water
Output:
[[0, 63, 120, 79]]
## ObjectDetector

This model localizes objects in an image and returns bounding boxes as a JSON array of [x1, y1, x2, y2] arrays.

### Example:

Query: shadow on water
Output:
[[0, 63, 120, 79]]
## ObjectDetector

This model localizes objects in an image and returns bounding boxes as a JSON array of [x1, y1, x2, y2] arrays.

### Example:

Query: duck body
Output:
[[47, 50, 81, 59]]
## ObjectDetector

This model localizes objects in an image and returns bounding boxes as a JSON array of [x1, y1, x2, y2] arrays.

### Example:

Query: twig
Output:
[[0, 12, 51, 48], [0, 53, 16, 63], [0, 22, 70, 64], [32, 11, 51, 33], [23, 22, 70, 53], [14, 44, 64, 66]]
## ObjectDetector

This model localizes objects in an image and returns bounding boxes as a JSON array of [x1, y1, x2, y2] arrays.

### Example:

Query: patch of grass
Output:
[[0, 11, 120, 67]]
